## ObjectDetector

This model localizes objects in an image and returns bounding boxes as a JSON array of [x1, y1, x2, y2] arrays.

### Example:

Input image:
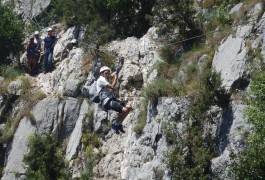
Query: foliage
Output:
[[200, 1, 231, 32], [165, 70, 229, 179], [0, 65, 25, 80], [151, 0, 203, 49], [230, 145, 265, 179], [165, 124, 213, 179], [82, 132, 101, 149], [1, 117, 21, 143], [37, 0, 154, 45], [229, 71, 265, 179], [159, 46, 184, 65], [81, 51, 115, 77], [19, 76, 47, 107], [80, 145, 97, 180], [230, 0, 264, 24], [81, 132, 101, 179], [133, 99, 148, 135], [142, 77, 180, 103], [0, 4, 24, 64], [23, 134, 69, 180]]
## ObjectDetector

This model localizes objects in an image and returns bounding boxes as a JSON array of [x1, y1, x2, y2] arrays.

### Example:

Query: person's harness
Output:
[[98, 87, 114, 111]]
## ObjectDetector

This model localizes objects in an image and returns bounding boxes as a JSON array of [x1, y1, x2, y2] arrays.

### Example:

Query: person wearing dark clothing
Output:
[[34, 31, 42, 60], [27, 38, 38, 76], [43, 27, 56, 73], [61, 39, 77, 60]]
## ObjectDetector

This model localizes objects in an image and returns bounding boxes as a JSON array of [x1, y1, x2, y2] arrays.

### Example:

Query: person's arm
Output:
[[26, 43, 30, 58], [50, 36, 57, 49], [106, 72, 118, 89]]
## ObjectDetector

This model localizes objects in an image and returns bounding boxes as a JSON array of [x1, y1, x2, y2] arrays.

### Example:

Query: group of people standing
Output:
[[26, 27, 77, 76], [26, 27, 57, 75]]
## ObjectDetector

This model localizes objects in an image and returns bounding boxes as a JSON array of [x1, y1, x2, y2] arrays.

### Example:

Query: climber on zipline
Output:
[[97, 58, 131, 134]]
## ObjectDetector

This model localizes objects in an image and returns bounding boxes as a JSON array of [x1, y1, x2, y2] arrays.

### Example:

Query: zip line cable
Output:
[[75, 15, 265, 59]]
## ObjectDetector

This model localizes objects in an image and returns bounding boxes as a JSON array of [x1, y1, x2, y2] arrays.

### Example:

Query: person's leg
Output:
[[116, 104, 132, 124], [32, 59, 37, 75], [27, 58, 31, 74], [43, 52, 48, 73], [36, 55, 40, 74], [47, 52, 53, 72], [109, 100, 131, 133]]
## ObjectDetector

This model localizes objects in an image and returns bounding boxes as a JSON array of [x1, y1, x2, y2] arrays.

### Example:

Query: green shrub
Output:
[[81, 132, 101, 149], [159, 46, 183, 65], [151, 0, 203, 49], [0, 65, 25, 80], [201, 1, 231, 32], [165, 125, 213, 179], [165, 70, 229, 178], [35, 0, 154, 45], [133, 99, 148, 135], [81, 145, 97, 180], [81, 132, 102, 179], [142, 77, 180, 103], [23, 134, 69, 180], [229, 71, 265, 179], [0, 4, 24, 64]]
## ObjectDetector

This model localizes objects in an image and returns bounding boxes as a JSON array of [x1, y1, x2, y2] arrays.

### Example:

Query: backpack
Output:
[[88, 80, 100, 103]]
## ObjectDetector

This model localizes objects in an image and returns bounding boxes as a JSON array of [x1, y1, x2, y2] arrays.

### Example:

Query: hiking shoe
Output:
[[117, 124, 125, 133], [111, 124, 120, 134]]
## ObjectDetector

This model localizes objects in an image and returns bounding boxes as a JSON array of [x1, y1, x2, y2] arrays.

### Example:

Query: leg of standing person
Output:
[[43, 51, 48, 73], [36, 54, 40, 74], [32, 59, 37, 75], [47, 51, 53, 72], [28, 58, 34, 76], [27, 58, 30, 75]]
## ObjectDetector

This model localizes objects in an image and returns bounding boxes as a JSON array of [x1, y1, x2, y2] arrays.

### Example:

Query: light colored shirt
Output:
[[34, 37, 42, 50], [96, 76, 114, 103]]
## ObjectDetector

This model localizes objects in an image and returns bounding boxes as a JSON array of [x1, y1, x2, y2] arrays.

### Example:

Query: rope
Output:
[[75, 15, 265, 60]]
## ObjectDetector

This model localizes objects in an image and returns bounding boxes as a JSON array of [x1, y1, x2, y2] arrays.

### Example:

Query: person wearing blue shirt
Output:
[[43, 27, 56, 73]]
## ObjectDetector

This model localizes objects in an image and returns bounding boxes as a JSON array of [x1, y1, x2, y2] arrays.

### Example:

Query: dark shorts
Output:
[[105, 98, 126, 113]]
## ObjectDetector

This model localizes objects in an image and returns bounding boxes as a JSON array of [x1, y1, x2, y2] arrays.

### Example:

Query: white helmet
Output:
[[34, 31, 39, 35], [47, 27, 53, 32], [71, 39, 77, 43], [100, 66, 111, 73]]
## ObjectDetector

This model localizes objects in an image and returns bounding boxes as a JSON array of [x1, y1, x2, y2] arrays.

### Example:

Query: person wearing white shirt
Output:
[[97, 65, 132, 134]]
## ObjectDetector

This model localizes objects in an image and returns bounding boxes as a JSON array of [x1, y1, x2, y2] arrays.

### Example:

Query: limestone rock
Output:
[[38, 48, 84, 96], [1, 118, 36, 180], [63, 79, 81, 97], [58, 97, 81, 141], [2, 0, 51, 20], [31, 98, 59, 134], [210, 101, 250, 179], [8, 80, 23, 96], [96, 97, 189, 180], [66, 100, 89, 161], [212, 35, 249, 90], [53, 26, 80, 62]]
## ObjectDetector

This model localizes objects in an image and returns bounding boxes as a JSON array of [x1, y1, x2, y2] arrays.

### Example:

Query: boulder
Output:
[[1, 117, 36, 180], [66, 100, 89, 161], [8, 80, 23, 96], [31, 98, 59, 134], [63, 79, 81, 97], [210, 101, 250, 179], [212, 35, 249, 90], [2, 0, 51, 21]]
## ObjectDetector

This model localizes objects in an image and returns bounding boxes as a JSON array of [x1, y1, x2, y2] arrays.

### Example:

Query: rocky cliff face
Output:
[[0, 1, 265, 180], [1, 0, 51, 20]]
